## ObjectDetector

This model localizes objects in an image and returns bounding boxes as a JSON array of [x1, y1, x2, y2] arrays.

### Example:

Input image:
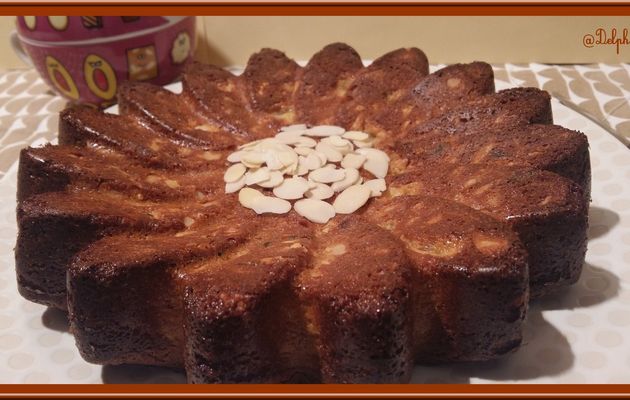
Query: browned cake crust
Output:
[[182, 62, 280, 138], [406, 87, 553, 138], [18, 145, 224, 202], [388, 163, 588, 298], [118, 81, 251, 147], [334, 47, 429, 131], [69, 206, 252, 368], [341, 60, 494, 142], [397, 123, 590, 197], [243, 48, 300, 118], [68, 203, 526, 382], [59, 107, 231, 171], [14, 43, 590, 383], [16, 191, 189, 309], [294, 43, 364, 126], [15, 192, 183, 308], [402, 62, 496, 125], [363, 196, 528, 362]]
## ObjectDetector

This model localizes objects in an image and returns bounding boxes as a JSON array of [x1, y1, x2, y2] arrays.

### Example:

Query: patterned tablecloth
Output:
[[0, 65, 629, 384]]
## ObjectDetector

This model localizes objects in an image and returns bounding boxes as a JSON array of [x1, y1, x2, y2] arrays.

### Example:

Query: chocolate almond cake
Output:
[[15, 43, 589, 383]]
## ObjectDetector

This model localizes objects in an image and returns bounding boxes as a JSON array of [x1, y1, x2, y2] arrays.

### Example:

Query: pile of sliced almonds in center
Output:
[[223, 124, 389, 224]]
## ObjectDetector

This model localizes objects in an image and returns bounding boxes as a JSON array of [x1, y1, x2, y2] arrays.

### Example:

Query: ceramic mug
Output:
[[11, 16, 196, 107]]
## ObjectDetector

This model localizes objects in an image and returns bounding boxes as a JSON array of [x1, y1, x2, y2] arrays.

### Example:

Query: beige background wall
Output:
[[3, 16, 630, 70], [196, 16, 630, 65]]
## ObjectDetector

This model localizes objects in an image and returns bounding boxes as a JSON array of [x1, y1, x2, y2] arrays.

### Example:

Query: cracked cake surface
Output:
[[15, 43, 589, 383]]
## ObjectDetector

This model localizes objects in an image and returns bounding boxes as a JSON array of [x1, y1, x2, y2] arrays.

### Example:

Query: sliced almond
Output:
[[301, 152, 325, 170], [331, 168, 360, 192], [363, 158, 389, 178], [315, 142, 343, 162], [245, 167, 271, 185], [275, 130, 305, 140], [327, 135, 351, 148], [281, 162, 298, 175], [238, 138, 264, 150], [250, 196, 292, 215], [305, 182, 334, 200], [264, 150, 284, 170], [309, 166, 346, 183], [258, 140, 291, 152], [341, 153, 367, 169], [342, 131, 370, 141], [232, 124, 390, 219], [273, 177, 310, 200], [278, 150, 298, 167], [325, 137, 354, 155], [241, 160, 259, 169], [314, 151, 328, 165], [294, 199, 336, 224], [242, 151, 266, 165], [356, 147, 391, 162], [276, 135, 306, 146], [333, 184, 371, 214], [242, 152, 266, 168], [294, 162, 309, 176], [339, 144, 354, 155], [295, 137, 317, 148], [294, 146, 315, 156], [238, 187, 264, 208], [227, 150, 246, 163], [356, 148, 389, 178], [353, 139, 374, 148], [364, 178, 387, 197], [223, 163, 246, 183], [225, 175, 246, 193], [304, 125, 345, 137], [257, 171, 284, 188]]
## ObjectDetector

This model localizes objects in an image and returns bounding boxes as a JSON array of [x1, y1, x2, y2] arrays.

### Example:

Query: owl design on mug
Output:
[[45, 55, 79, 100], [126, 45, 158, 81], [171, 31, 191, 64], [84, 54, 117, 101]]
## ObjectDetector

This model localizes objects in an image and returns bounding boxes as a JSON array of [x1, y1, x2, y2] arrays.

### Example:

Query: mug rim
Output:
[[16, 16, 192, 48]]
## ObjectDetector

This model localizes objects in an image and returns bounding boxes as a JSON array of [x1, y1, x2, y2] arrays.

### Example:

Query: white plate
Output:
[[0, 76, 629, 384]]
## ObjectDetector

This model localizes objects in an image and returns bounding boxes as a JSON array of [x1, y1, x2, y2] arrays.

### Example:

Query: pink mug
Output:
[[11, 16, 196, 107]]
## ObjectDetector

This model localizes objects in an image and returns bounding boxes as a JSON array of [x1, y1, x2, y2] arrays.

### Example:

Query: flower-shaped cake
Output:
[[15, 43, 589, 383]]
